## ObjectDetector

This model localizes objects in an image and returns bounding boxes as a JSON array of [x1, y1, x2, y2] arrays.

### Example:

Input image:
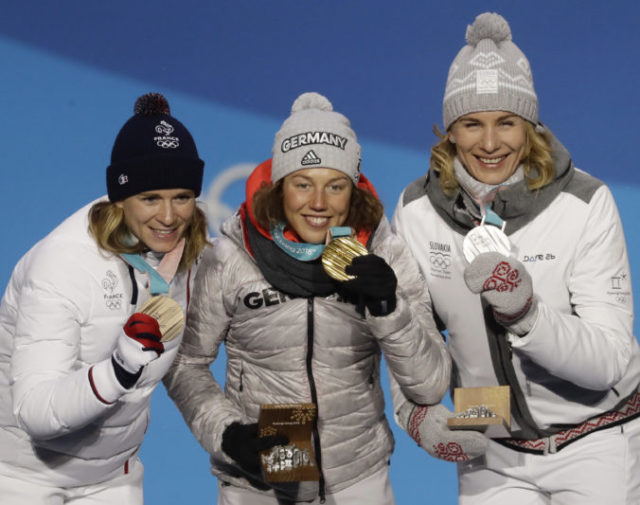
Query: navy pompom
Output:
[[134, 93, 170, 116]]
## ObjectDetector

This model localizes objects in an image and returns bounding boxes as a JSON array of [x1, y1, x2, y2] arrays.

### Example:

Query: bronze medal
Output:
[[321, 236, 368, 281], [138, 295, 185, 342]]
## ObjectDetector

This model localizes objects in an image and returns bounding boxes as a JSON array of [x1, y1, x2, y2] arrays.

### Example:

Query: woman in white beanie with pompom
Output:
[[392, 12, 640, 504], [163, 91, 451, 504]]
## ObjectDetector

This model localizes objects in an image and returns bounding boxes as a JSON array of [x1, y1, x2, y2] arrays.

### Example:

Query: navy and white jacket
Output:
[[392, 131, 640, 439], [0, 199, 194, 487]]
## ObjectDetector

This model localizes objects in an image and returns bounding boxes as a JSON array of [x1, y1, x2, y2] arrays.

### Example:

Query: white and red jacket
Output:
[[392, 131, 640, 441], [0, 198, 195, 487]]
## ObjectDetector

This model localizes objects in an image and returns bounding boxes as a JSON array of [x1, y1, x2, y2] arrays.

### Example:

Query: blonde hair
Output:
[[430, 121, 555, 197], [252, 180, 384, 234], [88, 201, 209, 271]]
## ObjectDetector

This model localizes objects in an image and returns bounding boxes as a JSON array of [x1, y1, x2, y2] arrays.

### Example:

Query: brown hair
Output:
[[252, 180, 384, 234], [88, 201, 209, 271], [430, 121, 555, 197]]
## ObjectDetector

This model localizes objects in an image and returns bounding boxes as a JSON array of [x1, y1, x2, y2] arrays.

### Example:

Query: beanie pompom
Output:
[[291, 92, 333, 113], [134, 92, 171, 116], [465, 12, 511, 46]]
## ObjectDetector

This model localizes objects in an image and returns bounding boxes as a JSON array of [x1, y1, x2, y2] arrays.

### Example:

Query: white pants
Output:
[[458, 416, 640, 505], [218, 465, 395, 505], [0, 458, 144, 505]]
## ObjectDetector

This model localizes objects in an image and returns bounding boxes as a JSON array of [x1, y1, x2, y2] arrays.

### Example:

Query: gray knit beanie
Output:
[[272, 92, 361, 184], [442, 12, 538, 130]]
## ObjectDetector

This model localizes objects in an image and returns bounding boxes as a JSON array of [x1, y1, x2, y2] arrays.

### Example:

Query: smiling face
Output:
[[281, 168, 353, 244], [449, 110, 528, 185], [116, 188, 196, 253]]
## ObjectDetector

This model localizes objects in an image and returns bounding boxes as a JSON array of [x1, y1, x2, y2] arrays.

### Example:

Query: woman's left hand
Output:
[[341, 254, 398, 316], [464, 251, 538, 335]]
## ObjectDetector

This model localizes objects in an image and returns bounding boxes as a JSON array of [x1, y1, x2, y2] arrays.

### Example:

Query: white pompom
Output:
[[291, 92, 333, 113], [465, 12, 512, 46]]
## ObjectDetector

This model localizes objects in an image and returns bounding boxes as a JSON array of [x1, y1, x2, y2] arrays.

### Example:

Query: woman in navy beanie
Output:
[[0, 93, 208, 504]]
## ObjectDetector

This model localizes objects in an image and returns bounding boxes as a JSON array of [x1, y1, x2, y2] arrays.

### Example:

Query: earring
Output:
[[449, 136, 456, 144]]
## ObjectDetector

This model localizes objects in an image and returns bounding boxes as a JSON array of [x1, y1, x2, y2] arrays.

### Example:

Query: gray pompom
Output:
[[465, 12, 512, 46], [291, 92, 333, 113]]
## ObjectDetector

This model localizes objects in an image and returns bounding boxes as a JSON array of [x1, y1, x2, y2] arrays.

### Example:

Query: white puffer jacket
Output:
[[0, 199, 194, 487], [164, 201, 451, 501]]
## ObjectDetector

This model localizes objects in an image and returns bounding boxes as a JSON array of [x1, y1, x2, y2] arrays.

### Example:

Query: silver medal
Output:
[[462, 220, 511, 263]]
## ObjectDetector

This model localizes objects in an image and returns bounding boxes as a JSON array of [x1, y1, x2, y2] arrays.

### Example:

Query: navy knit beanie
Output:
[[106, 93, 204, 201]]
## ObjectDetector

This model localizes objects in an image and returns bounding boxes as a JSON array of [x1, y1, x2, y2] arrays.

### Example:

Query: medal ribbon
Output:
[[270, 224, 353, 262], [327, 226, 352, 240], [121, 239, 185, 295], [480, 203, 505, 229], [271, 223, 325, 261]]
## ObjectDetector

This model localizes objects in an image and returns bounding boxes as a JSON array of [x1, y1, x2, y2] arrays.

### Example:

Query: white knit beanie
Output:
[[271, 92, 361, 184], [442, 12, 538, 130]]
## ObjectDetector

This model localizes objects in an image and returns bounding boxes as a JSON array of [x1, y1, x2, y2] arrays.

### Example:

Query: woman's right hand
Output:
[[221, 422, 288, 489], [401, 402, 488, 462], [112, 313, 165, 387]]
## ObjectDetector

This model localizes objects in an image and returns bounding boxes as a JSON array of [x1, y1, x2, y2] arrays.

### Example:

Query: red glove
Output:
[[89, 313, 164, 403], [113, 313, 164, 376]]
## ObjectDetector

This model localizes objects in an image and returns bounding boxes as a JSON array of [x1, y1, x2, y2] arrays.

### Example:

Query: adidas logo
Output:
[[301, 150, 321, 166]]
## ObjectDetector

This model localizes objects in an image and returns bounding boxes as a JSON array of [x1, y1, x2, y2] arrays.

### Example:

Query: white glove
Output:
[[112, 312, 165, 375], [89, 313, 165, 404], [399, 402, 488, 462], [464, 252, 538, 335]]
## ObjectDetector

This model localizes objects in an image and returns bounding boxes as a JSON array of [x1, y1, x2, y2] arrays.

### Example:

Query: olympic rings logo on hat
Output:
[[153, 120, 180, 149], [155, 138, 180, 149]]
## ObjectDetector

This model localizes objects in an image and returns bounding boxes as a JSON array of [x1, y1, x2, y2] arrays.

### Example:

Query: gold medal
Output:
[[321, 235, 368, 281], [138, 295, 185, 342]]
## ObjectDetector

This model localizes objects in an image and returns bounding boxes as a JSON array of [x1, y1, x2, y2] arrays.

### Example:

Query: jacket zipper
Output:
[[484, 305, 543, 439], [127, 265, 138, 305], [306, 298, 326, 502]]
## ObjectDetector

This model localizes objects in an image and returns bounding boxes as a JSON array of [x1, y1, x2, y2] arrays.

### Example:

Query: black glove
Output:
[[221, 422, 289, 479], [341, 254, 398, 316]]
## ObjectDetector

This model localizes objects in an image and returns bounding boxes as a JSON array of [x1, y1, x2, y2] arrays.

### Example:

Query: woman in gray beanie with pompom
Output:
[[0, 93, 208, 503], [392, 11, 640, 504], [163, 91, 451, 504]]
